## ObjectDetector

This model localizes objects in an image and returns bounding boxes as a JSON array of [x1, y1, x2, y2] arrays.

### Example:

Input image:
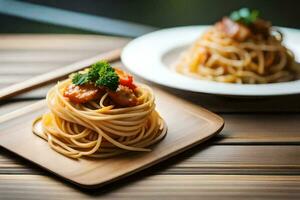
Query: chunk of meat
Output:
[[215, 17, 251, 41], [64, 84, 104, 104], [108, 85, 138, 107], [251, 19, 271, 37]]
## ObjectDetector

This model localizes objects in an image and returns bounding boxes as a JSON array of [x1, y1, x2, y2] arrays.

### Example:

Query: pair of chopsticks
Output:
[[0, 48, 121, 101]]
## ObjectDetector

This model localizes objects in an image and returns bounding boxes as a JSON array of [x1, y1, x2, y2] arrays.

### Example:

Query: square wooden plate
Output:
[[0, 88, 224, 188]]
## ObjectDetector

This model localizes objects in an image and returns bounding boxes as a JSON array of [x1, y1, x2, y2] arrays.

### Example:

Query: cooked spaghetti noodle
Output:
[[176, 9, 299, 84], [32, 63, 167, 159]]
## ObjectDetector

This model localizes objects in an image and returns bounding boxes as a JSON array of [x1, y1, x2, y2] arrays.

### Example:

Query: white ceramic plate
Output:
[[121, 26, 300, 96]]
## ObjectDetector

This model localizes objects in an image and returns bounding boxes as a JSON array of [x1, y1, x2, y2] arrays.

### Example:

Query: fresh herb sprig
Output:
[[72, 61, 119, 91], [72, 72, 89, 86], [230, 8, 260, 25]]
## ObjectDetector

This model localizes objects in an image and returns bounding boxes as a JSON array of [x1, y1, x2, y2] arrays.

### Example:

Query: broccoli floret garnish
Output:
[[72, 72, 89, 86], [230, 8, 260, 25], [71, 61, 119, 91]]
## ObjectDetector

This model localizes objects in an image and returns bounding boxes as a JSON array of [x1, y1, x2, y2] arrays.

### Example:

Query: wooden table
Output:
[[0, 34, 300, 199]]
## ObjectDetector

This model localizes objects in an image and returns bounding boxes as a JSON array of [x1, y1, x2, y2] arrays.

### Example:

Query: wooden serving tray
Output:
[[0, 88, 224, 188]]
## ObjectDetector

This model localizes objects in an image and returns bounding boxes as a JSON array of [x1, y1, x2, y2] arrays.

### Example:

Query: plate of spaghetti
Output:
[[122, 8, 300, 96], [32, 61, 167, 158], [0, 60, 224, 187]]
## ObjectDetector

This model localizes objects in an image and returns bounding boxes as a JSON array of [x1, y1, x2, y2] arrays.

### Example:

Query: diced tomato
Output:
[[115, 68, 136, 90]]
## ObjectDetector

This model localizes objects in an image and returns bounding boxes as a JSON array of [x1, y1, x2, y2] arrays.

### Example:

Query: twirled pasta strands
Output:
[[176, 28, 299, 84], [32, 80, 167, 159]]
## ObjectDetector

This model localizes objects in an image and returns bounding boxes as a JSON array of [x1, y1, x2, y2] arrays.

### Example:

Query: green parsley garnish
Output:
[[72, 72, 89, 86], [230, 8, 260, 25], [72, 61, 119, 91]]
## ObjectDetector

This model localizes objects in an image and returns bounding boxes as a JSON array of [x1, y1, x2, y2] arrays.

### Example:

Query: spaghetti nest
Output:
[[33, 79, 167, 158], [176, 18, 299, 84]]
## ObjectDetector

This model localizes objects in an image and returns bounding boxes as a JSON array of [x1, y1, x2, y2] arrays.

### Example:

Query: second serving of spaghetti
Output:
[[176, 8, 300, 84], [33, 61, 167, 158]]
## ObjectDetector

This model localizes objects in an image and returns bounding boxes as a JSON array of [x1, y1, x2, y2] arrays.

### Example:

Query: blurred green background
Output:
[[0, 0, 299, 34]]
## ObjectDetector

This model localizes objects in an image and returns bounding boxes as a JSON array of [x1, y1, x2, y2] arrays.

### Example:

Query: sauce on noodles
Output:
[[32, 61, 167, 159], [176, 8, 300, 84]]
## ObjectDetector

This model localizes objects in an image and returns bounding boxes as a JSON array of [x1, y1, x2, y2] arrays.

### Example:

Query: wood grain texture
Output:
[[159, 86, 300, 113], [1, 145, 300, 175], [0, 49, 121, 100], [0, 100, 38, 115], [217, 114, 300, 144], [0, 50, 100, 63], [0, 34, 129, 50], [0, 63, 69, 75], [1, 34, 300, 198], [1, 175, 300, 200]]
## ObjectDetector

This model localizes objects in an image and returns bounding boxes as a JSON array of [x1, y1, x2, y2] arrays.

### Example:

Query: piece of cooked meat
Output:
[[64, 84, 104, 104]]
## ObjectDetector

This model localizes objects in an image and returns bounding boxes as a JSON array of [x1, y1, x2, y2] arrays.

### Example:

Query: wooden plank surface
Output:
[[1, 145, 300, 175], [159, 86, 300, 113], [0, 34, 129, 50], [0, 49, 122, 100], [0, 34, 300, 198], [1, 175, 300, 200]]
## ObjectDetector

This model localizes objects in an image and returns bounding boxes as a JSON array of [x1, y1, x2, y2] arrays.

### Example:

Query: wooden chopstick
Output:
[[0, 48, 121, 101]]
